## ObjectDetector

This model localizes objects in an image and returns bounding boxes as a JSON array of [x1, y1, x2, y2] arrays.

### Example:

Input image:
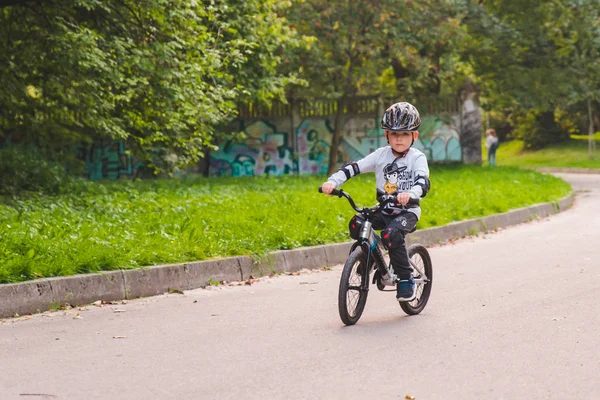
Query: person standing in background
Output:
[[485, 128, 499, 167]]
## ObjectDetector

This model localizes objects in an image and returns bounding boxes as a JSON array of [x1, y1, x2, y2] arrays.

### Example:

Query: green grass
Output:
[[0, 165, 571, 283], [487, 135, 600, 169]]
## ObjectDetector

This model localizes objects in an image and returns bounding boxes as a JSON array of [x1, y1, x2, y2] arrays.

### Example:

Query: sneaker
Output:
[[396, 276, 416, 302]]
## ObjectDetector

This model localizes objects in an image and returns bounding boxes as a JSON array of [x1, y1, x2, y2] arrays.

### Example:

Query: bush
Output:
[[486, 110, 513, 143], [0, 146, 72, 196], [511, 109, 570, 149]]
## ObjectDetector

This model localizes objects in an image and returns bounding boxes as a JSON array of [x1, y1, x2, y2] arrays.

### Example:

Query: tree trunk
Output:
[[391, 58, 410, 94], [201, 146, 211, 177], [327, 97, 346, 176]]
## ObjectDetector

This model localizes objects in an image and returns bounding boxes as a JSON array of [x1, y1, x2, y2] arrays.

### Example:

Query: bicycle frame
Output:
[[356, 220, 387, 292], [319, 186, 427, 290], [322, 186, 434, 324], [357, 220, 429, 289]]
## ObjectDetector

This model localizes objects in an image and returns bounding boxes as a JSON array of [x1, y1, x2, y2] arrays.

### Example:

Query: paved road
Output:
[[1, 173, 599, 400]]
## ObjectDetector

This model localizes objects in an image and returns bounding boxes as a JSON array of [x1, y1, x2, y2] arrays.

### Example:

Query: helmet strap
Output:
[[391, 148, 409, 158]]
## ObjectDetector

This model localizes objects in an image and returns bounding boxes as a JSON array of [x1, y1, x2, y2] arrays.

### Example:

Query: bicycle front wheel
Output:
[[400, 244, 433, 315], [338, 247, 370, 325]]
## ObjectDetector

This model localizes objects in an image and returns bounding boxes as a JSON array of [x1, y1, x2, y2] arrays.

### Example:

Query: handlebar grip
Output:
[[407, 197, 420, 206], [380, 195, 420, 207], [318, 186, 343, 197]]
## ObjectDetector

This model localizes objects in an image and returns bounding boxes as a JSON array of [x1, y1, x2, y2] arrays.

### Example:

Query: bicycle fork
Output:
[[358, 220, 389, 290]]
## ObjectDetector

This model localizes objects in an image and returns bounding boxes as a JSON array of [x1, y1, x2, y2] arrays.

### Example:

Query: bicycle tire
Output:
[[399, 244, 433, 315], [338, 247, 370, 325]]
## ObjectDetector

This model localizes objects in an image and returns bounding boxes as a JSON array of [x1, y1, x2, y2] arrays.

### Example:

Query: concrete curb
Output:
[[0, 193, 575, 319]]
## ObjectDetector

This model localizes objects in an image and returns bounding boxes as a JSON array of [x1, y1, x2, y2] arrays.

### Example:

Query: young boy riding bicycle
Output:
[[320, 102, 430, 302]]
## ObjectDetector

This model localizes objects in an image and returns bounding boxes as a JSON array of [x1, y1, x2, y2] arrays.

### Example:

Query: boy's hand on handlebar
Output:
[[320, 182, 336, 195], [396, 192, 413, 205]]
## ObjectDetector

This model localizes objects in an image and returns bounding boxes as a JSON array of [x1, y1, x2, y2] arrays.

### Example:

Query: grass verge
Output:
[[0, 165, 571, 283], [488, 135, 600, 169]]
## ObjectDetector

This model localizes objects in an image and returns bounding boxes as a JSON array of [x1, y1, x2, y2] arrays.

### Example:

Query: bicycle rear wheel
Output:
[[399, 244, 433, 315], [338, 247, 370, 325]]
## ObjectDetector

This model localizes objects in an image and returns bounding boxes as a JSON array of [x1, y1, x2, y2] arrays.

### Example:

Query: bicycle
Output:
[[319, 187, 433, 326]]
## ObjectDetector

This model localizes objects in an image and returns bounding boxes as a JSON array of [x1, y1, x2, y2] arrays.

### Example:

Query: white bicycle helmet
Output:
[[381, 102, 421, 132]]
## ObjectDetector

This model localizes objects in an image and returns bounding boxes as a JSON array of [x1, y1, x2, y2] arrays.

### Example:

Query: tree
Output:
[[556, 0, 600, 157], [284, 0, 468, 174], [0, 0, 302, 172], [462, 0, 600, 149]]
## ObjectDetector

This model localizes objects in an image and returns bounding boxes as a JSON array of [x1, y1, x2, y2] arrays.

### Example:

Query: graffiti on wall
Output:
[[337, 115, 461, 164], [413, 115, 462, 162], [296, 119, 333, 175], [210, 110, 469, 177], [81, 140, 135, 180], [338, 118, 382, 165], [210, 120, 294, 177]]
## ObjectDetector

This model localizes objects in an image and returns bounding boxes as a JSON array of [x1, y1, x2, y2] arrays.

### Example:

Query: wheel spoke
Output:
[[346, 289, 360, 316], [400, 244, 433, 316], [339, 248, 371, 325]]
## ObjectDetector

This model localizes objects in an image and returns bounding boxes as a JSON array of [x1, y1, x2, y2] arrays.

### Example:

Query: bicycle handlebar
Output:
[[318, 186, 360, 211], [317, 186, 345, 198], [318, 186, 419, 213]]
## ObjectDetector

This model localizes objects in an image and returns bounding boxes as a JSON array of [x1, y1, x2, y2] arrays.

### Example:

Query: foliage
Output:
[[281, 0, 470, 173], [2, 0, 600, 173], [464, 1, 567, 109], [510, 110, 570, 150], [0, 166, 571, 283], [0, 146, 90, 196], [464, 0, 600, 148], [284, 0, 468, 99], [0, 0, 302, 173], [491, 138, 600, 168]]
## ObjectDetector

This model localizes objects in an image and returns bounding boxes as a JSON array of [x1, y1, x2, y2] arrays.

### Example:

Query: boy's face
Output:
[[385, 130, 419, 153]]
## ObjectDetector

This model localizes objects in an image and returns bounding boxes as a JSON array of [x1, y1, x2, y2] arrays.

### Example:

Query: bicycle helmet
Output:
[[381, 102, 421, 132]]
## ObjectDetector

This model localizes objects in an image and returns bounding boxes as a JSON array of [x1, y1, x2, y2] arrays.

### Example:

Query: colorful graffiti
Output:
[[210, 120, 294, 177], [296, 119, 333, 175], [413, 115, 462, 162], [210, 109, 469, 177], [81, 140, 135, 180], [338, 117, 382, 163]]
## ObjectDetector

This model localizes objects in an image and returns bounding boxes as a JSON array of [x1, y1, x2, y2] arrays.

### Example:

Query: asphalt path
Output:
[[1, 173, 599, 400]]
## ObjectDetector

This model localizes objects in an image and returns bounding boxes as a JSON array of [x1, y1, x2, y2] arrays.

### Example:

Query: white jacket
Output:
[[327, 146, 429, 219]]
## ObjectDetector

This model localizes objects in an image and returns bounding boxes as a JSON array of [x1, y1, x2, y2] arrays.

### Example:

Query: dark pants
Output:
[[488, 144, 498, 166], [371, 211, 418, 279]]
